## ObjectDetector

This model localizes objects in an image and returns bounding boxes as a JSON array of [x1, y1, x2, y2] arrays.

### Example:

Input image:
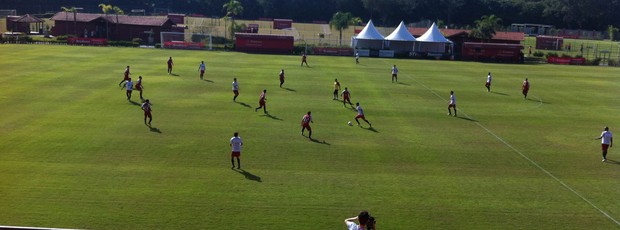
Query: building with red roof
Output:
[[6, 14, 45, 34], [51, 12, 178, 43]]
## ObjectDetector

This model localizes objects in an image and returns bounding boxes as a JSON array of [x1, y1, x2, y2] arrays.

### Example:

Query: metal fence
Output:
[[522, 37, 620, 64]]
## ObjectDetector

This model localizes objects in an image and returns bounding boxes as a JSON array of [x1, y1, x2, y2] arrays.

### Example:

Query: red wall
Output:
[[235, 33, 294, 54], [462, 43, 523, 62]]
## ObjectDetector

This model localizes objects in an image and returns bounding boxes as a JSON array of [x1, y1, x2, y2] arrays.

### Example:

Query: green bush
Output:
[[155, 43, 161, 48], [561, 53, 572, 58], [587, 58, 601, 66], [108, 40, 139, 47], [132, 38, 143, 44], [545, 52, 559, 58], [532, 51, 544, 57]]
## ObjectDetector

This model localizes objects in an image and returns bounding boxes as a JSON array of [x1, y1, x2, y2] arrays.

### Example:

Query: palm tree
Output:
[[223, 0, 243, 38], [470, 14, 502, 42], [112, 6, 124, 36], [98, 4, 112, 39], [329, 11, 354, 47], [61, 6, 77, 36]]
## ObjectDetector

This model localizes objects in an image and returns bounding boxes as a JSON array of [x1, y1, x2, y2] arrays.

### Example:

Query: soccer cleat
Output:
[[255, 108, 258, 112], [602, 158, 607, 162]]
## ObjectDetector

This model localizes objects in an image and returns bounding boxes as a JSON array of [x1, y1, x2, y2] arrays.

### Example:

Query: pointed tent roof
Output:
[[355, 20, 384, 40], [385, 21, 416, 41], [417, 22, 452, 43]]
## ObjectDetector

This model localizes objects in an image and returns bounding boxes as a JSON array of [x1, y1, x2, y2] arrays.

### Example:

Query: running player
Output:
[[279, 69, 285, 88], [355, 102, 372, 127], [485, 72, 492, 92], [125, 78, 133, 101], [119, 65, 130, 87], [135, 76, 144, 101], [391, 65, 398, 83], [522, 78, 530, 99], [232, 78, 239, 101], [141, 99, 152, 125], [255, 89, 267, 113], [167, 57, 174, 75], [355, 52, 359, 64], [448, 91, 456, 117], [198, 61, 206, 80], [333, 79, 341, 100], [341, 87, 353, 108], [301, 111, 313, 139], [230, 132, 243, 169]]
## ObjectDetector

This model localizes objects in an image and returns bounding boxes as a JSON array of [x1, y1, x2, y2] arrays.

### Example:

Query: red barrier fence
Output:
[[163, 41, 206, 50], [547, 56, 586, 65]]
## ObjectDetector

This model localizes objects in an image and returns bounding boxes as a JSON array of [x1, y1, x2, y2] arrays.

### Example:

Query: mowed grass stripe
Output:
[[0, 44, 619, 229]]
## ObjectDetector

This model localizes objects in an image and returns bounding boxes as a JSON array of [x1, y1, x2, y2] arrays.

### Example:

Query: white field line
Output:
[[388, 60, 620, 226]]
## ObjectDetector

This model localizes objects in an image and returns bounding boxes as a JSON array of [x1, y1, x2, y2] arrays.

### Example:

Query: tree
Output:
[[470, 14, 502, 42], [61, 6, 77, 36], [223, 0, 244, 40], [609, 25, 619, 41], [329, 11, 354, 47], [112, 6, 124, 36], [98, 4, 112, 39]]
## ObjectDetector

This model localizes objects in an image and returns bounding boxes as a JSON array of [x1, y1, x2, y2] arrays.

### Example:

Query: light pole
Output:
[[73, 7, 83, 36]]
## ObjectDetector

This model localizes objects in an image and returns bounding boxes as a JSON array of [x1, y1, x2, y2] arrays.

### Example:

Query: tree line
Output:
[[5, 0, 620, 30]]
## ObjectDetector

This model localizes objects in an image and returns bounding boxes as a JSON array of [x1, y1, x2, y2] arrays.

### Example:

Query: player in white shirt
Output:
[[355, 102, 372, 127], [232, 78, 239, 101], [230, 132, 243, 169], [485, 72, 492, 92], [344, 211, 376, 230], [198, 61, 206, 80], [355, 52, 359, 64], [448, 91, 456, 117], [595, 126, 613, 162], [391, 65, 398, 83], [125, 78, 133, 101]]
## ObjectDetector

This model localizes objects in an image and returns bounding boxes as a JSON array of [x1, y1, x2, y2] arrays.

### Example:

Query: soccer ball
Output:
[[347, 121, 352, 126]]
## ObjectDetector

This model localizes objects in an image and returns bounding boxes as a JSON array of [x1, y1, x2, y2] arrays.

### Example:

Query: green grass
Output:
[[1, 44, 620, 229]]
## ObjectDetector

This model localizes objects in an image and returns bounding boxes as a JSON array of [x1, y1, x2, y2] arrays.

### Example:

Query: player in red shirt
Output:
[[118, 65, 130, 87], [135, 76, 144, 101], [522, 78, 530, 99], [141, 99, 152, 125], [301, 111, 313, 139], [255, 89, 267, 113], [167, 57, 174, 75], [341, 87, 353, 108], [279, 69, 285, 88]]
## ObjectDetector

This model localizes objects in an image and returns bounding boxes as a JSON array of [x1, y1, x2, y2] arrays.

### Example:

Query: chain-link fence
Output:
[[522, 37, 620, 65]]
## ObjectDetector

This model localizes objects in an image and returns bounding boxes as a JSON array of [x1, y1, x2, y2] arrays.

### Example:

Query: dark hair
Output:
[[366, 216, 376, 230], [358, 211, 376, 230], [234, 132, 238, 137]]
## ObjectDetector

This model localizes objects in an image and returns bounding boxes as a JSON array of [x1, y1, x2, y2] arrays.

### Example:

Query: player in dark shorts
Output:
[[141, 99, 152, 125], [522, 78, 530, 99], [301, 111, 313, 139], [341, 87, 353, 108], [135, 76, 144, 101], [279, 69, 285, 88], [301, 53, 308, 67], [119, 65, 130, 87], [167, 57, 174, 75], [255, 89, 267, 113]]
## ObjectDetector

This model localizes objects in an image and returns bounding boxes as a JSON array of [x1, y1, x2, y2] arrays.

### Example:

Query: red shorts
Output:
[[233, 90, 239, 96], [523, 89, 529, 94], [602, 144, 610, 152], [144, 111, 152, 117], [302, 123, 311, 130], [124, 75, 130, 81], [448, 104, 456, 108], [135, 85, 143, 91], [259, 100, 265, 106], [485, 82, 491, 87], [355, 114, 365, 119], [231, 151, 240, 157], [343, 97, 350, 102], [200, 70, 205, 75]]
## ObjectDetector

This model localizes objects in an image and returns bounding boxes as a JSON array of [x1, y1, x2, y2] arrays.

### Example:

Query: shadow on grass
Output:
[[310, 138, 331, 145], [361, 126, 378, 133], [282, 87, 296, 92], [605, 159, 620, 165], [261, 113, 283, 121], [233, 168, 262, 182], [491, 91, 509, 96], [170, 73, 179, 76], [236, 101, 251, 108], [457, 116, 478, 122], [128, 100, 141, 106], [147, 124, 162, 133], [396, 82, 411, 86], [203, 79, 214, 83], [527, 98, 551, 104]]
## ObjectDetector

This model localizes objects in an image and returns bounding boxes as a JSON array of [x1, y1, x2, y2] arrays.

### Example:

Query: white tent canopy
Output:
[[355, 19, 384, 40], [385, 21, 416, 41], [417, 22, 452, 43]]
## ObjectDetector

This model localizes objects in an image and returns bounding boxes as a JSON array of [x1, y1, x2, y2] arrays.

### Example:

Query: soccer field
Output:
[[0, 44, 619, 229]]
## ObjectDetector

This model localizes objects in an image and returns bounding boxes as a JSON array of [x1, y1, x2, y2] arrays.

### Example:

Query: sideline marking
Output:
[[389, 61, 620, 226]]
